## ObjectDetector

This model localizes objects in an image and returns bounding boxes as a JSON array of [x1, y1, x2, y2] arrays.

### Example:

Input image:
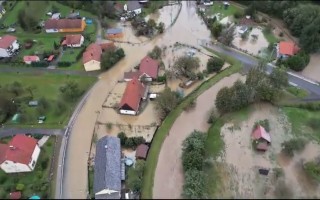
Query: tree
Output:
[[215, 87, 233, 114], [182, 170, 206, 199], [285, 55, 306, 71], [299, 16, 320, 53], [117, 132, 127, 146], [148, 46, 162, 59], [218, 26, 235, 46], [147, 19, 157, 29], [101, 48, 125, 70], [281, 138, 306, 157], [157, 22, 165, 33], [154, 88, 180, 119], [206, 57, 225, 73], [9, 81, 23, 96], [211, 22, 223, 38], [26, 85, 37, 97], [0, 95, 17, 122], [59, 81, 82, 102], [17, 9, 38, 32], [231, 80, 250, 111], [172, 56, 200, 78], [269, 67, 288, 89], [37, 97, 50, 115], [304, 160, 320, 182], [127, 160, 146, 193]]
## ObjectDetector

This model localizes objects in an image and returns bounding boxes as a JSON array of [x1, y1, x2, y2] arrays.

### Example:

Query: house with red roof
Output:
[[62, 34, 84, 48], [0, 135, 41, 173], [82, 42, 116, 72], [119, 78, 148, 115], [0, 35, 20, 57], [276, 41, 300, 59], [124, 56, 159, 82], [252, 125, 271, 151], [23, 55, 40, 64]]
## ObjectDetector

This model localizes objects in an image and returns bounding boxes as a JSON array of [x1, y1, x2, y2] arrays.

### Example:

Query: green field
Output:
[[0, 136, 56, 199], [286, 86, 309, 98], [262, 28, 280, 44], [0, 73, 96, 128], [60, 48, 84, 63], [206, 3, 242, 19]]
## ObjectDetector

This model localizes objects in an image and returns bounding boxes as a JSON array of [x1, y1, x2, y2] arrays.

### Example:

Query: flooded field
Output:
[[232, 26, 269, 56], [153, 73, 244, 199], [301, 53, 320, 82], [145, 4, 181, 29], [216, 103, 320, 198]]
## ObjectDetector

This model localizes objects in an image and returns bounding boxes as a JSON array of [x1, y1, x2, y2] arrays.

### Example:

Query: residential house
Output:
[[51, 13, 61, 20], [124, 56, 159, 82], [252, 125, 271, 151], [62, 34, 84, 48], [0, 35, 19, 57], [119, 78, 148, 115], [106, 28, 124, 39], [126, 0, 142, 15], [82, 42, 115, 72], [135, 144, 149, 160], [276, 41, 300, 59], [0, 5, 6, 19], [0, 135, 41, 173], [94, 136, 121, 199], [23, 56, 40, 64], [44, 19, 86, 33]]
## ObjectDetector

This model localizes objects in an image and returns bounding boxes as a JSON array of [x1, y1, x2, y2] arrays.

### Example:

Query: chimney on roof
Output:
[[9, 145, 15, 150]]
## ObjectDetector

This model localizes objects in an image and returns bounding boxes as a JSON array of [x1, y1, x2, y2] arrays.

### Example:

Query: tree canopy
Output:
[[172, 56, 200, 79]]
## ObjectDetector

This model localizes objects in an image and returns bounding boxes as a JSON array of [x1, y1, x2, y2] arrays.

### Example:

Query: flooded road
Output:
[[62, 1, 213, 198]]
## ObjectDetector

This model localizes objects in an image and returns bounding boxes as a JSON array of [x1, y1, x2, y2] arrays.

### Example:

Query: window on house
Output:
[[32, 161, 36, 167]]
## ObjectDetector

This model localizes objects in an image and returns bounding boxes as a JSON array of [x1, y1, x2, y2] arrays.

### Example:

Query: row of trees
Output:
[[181, 131, 207, 199], [154, 88, 182, 120], [215, 64, 288, 114], [101, 48, 125, 70], [117, 132, 146, 150], [277, 51, 310, 71]]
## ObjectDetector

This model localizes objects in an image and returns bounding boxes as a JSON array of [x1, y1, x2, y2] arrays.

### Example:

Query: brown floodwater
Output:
[[145, 4, 181, 29]]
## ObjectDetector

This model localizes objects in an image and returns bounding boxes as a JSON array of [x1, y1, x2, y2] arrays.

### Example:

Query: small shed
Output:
[[28, 100, 38, 107], [135, 144, 149, 160], [149, 93, 157, 100], [47, 55, 55, 62], [86, 19, 93, 24]]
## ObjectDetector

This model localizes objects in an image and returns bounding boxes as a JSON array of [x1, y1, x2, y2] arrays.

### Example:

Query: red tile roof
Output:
[[9, 191, 22, 199], [124, 70, 143, 80], [279, 41, 300, 56], [47, 55, 55, 62], [0, 135, 38, 165], [252, 125, 271, 143], [0, 35, 17, 49], [44, 19, 83, 30], [62, 34, 83, 45], [119, 78, 146, 112], [23, 56, 40, 62], [139, 56, 159, 79], [100, 42, 116, 51], [83, 43, 102, 64], [0, 143, 7, 164], [135, 144, 149, 159]]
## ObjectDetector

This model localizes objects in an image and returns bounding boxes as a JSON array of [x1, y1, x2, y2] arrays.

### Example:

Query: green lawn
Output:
[[142, 1, 168, 16], [206, 3, 242, 19], [141, 53, 242, 199], [0, 136, 55, 199], [0, 73, 96, 128], [286, 86, 309, 98], [262, 28, 280, 44], [60, 48, 84, 63], [282, 107, 320, 141]]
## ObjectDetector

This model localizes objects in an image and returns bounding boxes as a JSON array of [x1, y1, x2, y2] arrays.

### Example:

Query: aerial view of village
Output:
[[0, 0, 320, 199]]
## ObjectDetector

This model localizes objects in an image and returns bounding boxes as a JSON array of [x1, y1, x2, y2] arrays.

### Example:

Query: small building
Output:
[[135, 144, 149, 160], [252, 125, 271, 151], [119, 78, 148, 115], [126, 1, 142, 15], [106, 28, 124, 39], [28, 100, 39, 107], [23, 56, 40, 64], [62, 34, 84, 48], [94, 136, 121, 199], [51, 13, 61, 20], [67, 12, 80, 19], [139, 56, 159, 81], [47, 55, 55, 62], [0, 35, 20, 58], [276, 41, 300, 59], [0, 135, 41, 173], [44, 19, 86, 33], [9, 191, 21, 199]]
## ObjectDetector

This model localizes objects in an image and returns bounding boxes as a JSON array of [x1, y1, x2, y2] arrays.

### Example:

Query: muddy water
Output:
[[301, 53, 320, 82], [232, 27, 269, 56], [145, 4, 181, 29], [63, 1, 213, 198], [153, 73, 244, 199]]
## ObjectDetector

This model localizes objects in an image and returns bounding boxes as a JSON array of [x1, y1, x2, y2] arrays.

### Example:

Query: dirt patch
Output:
[[300, 53, 320, 83], [217, 103, 320, 198]]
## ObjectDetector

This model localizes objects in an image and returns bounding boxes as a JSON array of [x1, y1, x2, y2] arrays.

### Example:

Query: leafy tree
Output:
[[281, 138, 306, 157], [182, 170, 206, 199], [215, 87, 233, 114], [59, 81, 83, 102], [148, 46, 162, 59], [211, 22, 223, 38], [157, 22, 165, 33], [127, 160, 146, 193], [172, 56, 200, 78], [16, 183, 25, 191], [101, 48, 125, 70], [154, 87, 180, 119], [147, 19, 157, 29], [37, 97, 49, 115], [304, 160, 320, 182], [9, 81, 23, 96], [218, 26, 236, 46], [26, 85, 37, 97], [117, 132, 127, 146], [285, 54, 306, 71], [299, 16, 320, 53], [231, 80, 251, 111], [269, 67, 288, 89], [18, 9, 38, 31], [206, 57, 225, 73], [0, 95, 17, 122]]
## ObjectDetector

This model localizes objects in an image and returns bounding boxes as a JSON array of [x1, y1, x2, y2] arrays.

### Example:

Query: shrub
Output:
[[233, 11, 244, 19], [303, 160, 320, 182], [206, 57, 225, 73], [279, 32, 284, 37], [157, 75, 167, 83], [54, 100, 67, 116], [253, 119, 270, 132], [58, 61, 72, 67], [118, 132, 127, 146], [196, 72, 204, 80], [16, 183, 25, 191], [207, 109, 218, 124], [31, 61, 49, 68], [281, 138, 306, 157]]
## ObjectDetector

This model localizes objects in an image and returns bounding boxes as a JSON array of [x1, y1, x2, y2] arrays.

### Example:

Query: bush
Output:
[[54, 100, 67, 116], [16, 183, 25, 191], [196, 72, 204, 80], [303, 160, 320, 182], [117, 132, 127, 146], [207, 109, 218, 124], [117, 132, 146, 150], [281, 138, 306, 157], [58, 61, 72, 67], [148, 46, 162, 59], [253, 119, 270, 132], [31, 61, 49, 68], [206, 57, 225, 73], [157, 75, 167, 83]]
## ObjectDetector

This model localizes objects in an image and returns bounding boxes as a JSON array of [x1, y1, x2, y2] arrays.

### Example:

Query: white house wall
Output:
[[45, 29, 59, 33], [28, 145, 41, 170], [84, 60, 101, 71], [12, 40, 19, 50], [0, 48, 9, 57], [120, 109, 136, 115], [0, 160, 31, 173]]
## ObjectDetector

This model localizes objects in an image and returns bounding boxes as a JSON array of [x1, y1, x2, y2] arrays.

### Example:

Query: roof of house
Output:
[[23, 56, 40, 62], [0, 135, 38, 165], [47, 55, 55, 61], [94, 136, 121, 198], [9, 191, 22, 199], [124, 70, 143, 80], [127, 0, 142, 11], [44, 19, 83, 30], [119, 78, 146, 112], [83, 43, 102, 64], [62, 34, 83, 45], [252, 125, 271, 143], [100, 42, 116, 51], [0, 35, 17, 49], [139, 56, 159, 79], [256, 141, 269, 151], [106, 28, 123, 35], [279, 41, 300, 56], [135, 144, 149, 159]]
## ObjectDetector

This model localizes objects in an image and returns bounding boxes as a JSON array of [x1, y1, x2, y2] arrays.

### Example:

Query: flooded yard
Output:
[[232, 26, 269, 56], [145, 4, 181, 29], [301, 53, 320, 82]]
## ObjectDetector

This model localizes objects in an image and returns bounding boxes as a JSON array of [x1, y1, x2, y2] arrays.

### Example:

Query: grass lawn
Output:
[[141, 51, 242, 198], [0, 136, 55, 199], [60, 48, 84, 63], [286, 86, 309, 98], [88, 167, 94, 199], [206, 3, 242, 19], [142, 1, 168, 16], [0, 73, 96, 128], [282, 107, 320, 141], [262, 28, 279, 44]]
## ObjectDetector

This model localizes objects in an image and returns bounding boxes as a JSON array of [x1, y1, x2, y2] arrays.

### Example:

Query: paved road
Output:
[[0, 128, 64, 138], [203, 42, 320, 97]]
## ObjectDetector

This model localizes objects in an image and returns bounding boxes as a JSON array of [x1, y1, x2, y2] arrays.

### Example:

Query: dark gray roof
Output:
[[94, 136, 121, 199], [127, 0, 142, 11], [106, 28, 123, 35]]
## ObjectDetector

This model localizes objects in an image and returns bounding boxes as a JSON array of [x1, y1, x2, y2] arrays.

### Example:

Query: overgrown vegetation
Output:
[[154, 88, 182, 120], [206, 57, 225, 73], [277, 51, 310, 72], [127, 160, 146, 194], [281, 138, 306, 157], [171, 56, 200, 80], [148, 46, 162, 60], [101, 48, 125, 70], [303, 159, 320, 182], [253, 119, 270, 132], [117, 132, 146, 150]]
